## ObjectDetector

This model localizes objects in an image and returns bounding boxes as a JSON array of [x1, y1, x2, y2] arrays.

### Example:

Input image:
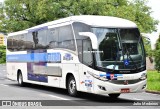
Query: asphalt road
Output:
[[0, 64, 160, 109]]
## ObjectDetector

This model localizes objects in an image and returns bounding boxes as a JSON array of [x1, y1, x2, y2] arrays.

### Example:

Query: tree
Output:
[[0, 45, 6, 63], [0, 0, 158, 34], [143, 37, 153, 57], [154, 34, 160, 72]]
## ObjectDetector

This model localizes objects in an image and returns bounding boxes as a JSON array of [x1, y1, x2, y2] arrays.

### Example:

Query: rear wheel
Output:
[[67, 76, 78, 96], [17, 71, 25, 87], [108, 94, 120, 98]]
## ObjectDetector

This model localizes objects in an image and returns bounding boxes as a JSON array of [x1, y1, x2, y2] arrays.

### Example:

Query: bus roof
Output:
[[8, 30, 28, 37], [71, 15, 137, 28], [27, 15, 137, 29], [8, 15, 137, 36]]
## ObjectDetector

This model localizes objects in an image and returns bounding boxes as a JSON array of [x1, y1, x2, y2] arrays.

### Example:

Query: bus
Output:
[[6, 15, 147, 98]]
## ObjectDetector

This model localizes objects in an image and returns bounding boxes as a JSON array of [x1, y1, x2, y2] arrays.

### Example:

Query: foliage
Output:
[[142, 37, 153, 57], [0, 45, 6, 63], [0, 0, 158, 33], [154, 34, 160, 72], [147, 71, 160, 91]]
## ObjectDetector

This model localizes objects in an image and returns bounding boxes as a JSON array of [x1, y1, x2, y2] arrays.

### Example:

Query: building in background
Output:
[[0, 33, 7, 46], [141, 33, 157, 70]]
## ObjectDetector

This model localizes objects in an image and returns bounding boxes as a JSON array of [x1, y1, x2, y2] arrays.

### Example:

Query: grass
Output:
[[147, 70, 160, 91]]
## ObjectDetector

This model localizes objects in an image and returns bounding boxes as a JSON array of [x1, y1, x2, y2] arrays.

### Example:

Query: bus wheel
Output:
[[108, 94, 120, 98], [67, 76, 77, 96], [18, 71, 25, 87]]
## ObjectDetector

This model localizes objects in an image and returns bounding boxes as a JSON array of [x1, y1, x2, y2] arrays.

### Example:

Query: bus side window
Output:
[[47, 28, 59, 49], [7, 37, 13, 51], [76, 39, 83, 62], [72, 22, 92, 63], [82, 38, 93, 67], [36, 30, 47, 49], [12, 36, 19, 51], [26, 33, 34, 50], [58, 25, 76, 51], [19, 34, 26, 51]]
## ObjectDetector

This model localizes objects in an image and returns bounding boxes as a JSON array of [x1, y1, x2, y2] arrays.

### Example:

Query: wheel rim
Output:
[[18, 74, 22, 84], [69, 79, 76, 94]]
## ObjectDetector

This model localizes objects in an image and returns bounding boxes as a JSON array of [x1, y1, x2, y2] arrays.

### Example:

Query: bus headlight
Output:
[[88, 72, 108, 81], [140, 73, 147, 80], [99, 76, 108, 81]]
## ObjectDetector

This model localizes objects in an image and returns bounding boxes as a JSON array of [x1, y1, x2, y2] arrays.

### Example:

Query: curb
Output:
[[145, 90, 160, 95]]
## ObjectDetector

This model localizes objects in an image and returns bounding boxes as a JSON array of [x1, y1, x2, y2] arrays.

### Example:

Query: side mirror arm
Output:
[[79, 32, 98, 50]]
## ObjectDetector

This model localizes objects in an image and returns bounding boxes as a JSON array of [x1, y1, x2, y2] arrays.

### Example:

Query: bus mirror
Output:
[[79, 32, 98, 49], [144, 37, 150, 45], [141, 34, 151, 45]]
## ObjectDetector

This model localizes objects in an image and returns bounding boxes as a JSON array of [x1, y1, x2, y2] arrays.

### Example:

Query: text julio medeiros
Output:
[[133, 101, 159, 106]]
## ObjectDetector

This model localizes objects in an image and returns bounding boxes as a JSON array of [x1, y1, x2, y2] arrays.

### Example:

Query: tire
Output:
[[67, 76, 78, 96], [17, 71, 25, 87], [108, 94, 120, 98]]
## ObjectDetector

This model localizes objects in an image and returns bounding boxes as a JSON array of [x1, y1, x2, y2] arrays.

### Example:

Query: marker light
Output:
[[140, 73, 147, 80]]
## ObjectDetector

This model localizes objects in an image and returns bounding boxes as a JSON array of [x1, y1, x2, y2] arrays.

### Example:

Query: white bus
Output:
[[7, 15, 147, 98]]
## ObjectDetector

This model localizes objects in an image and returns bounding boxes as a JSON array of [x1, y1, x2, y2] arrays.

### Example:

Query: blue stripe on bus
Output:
[[28, 26, 48, 33], [6, 52, 61, 63]]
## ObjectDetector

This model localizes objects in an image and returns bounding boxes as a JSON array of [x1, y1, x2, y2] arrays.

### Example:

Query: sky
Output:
[[0, 0, 159, 48], [146, 0, 160, 49]]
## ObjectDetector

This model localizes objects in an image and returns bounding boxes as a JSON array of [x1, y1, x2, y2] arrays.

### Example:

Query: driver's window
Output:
[[99, 32, 118, 61], [82, 38, 93, 67]]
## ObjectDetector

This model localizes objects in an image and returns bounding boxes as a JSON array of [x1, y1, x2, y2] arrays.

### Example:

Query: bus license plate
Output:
[[121, 88, 130, 93]]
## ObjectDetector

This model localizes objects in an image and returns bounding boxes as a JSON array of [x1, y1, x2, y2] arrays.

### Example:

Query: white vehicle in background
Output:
[[6, 15, 147, 98]]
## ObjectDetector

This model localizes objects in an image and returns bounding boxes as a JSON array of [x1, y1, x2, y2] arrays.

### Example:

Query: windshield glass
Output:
[[92, 28, 145, 71]]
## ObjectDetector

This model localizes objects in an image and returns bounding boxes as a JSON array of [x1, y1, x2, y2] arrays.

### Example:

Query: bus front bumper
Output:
[[93, 79, 147, 94]]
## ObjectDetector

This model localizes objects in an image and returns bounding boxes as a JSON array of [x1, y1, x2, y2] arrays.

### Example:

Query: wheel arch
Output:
[[66, 73, 74, 89], [65, 72, 79, 90]]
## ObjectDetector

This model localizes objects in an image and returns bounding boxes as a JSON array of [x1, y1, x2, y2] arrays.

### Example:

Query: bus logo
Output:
[[63, 53, 73, 61], [124, 60, 129, 66], [124, 80, 128, 85]]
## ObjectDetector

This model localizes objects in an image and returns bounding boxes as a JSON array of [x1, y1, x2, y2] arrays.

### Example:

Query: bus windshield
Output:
[[92, 28, 146, 71]]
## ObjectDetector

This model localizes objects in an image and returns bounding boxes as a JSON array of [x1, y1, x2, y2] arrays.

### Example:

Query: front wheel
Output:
[[18, 71, 25, 87], [67, 76, 78, 96], [108, 94, 120, 98]]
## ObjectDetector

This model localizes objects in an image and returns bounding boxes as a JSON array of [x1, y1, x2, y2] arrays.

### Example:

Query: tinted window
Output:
[[19, 34, 26, 51], [83, 38, 93, 67], [26, 33, 34, 49], [58, 25, 75, 51], [47, 28, 59, 49], [26, 29, 47, 50], [36, 30, 47, 49], [7, 36, 13, 51], [8, 35, 27, 51], [72, 22, 91, 63]]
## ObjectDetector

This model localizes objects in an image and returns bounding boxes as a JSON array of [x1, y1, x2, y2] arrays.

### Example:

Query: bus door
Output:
[[79, 38, 94, 92]]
